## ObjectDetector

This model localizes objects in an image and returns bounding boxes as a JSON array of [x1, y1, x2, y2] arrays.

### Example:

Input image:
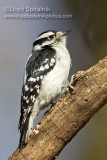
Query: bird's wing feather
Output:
[[19, 47, 56, 131]]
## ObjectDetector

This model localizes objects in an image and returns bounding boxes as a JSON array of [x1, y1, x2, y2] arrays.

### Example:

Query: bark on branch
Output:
[[9, 56, 107, 160]]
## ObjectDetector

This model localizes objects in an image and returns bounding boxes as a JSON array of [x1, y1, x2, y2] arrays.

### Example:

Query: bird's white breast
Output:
[[38, 45, 71, 109]]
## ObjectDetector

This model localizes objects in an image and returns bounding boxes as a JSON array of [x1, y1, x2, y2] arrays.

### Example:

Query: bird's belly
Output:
[[38, 59, 70, 109]]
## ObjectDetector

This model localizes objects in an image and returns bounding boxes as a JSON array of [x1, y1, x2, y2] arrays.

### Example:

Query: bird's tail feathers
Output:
[[19, 112, 33, 150]]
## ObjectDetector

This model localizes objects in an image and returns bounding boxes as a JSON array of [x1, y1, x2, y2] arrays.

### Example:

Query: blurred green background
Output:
[[0, 0, 107, 160]]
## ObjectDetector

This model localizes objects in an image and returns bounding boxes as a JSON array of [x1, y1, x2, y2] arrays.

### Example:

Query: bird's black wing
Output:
[[19, 47, 56, 131]]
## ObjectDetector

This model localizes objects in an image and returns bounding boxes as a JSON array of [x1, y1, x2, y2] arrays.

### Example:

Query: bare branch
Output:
[[8, 56, 107, 160]]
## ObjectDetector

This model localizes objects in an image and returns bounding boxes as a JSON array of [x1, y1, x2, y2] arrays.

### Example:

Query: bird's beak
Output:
[[56, 29, 72, 40], [61, 29, 72, 37]]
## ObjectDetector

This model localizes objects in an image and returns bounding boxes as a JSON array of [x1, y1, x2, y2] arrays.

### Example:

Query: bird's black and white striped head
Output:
[[33, 30, 71, 51]]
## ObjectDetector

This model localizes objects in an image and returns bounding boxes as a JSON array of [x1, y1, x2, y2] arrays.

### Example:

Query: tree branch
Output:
[[9, 56, 107, 160]]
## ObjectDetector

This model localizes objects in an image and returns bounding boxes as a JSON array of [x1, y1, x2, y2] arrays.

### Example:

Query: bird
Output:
[[18, 30, 72, 149]]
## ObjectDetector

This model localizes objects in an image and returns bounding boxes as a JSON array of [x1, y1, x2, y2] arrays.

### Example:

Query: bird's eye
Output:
[[48, 35, 54, 40]]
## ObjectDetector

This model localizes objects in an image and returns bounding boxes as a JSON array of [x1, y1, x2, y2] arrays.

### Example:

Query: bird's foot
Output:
[[68, 74, 76, 91], [32, 125, 40, 135], [63, 74, 76, 92]]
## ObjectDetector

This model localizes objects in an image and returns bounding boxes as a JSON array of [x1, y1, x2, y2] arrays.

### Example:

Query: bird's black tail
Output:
[[19, 112, 31, 150]]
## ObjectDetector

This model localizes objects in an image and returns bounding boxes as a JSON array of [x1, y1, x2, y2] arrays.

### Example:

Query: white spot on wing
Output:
[[31, 95, 35, 102], [37, 89, 39, 93], [31, 95, 33, 99], [28, 77, 36, 82], [40, 75, 43, 80], [30, 88, 33, 92], [28, 107, 31, 113], [32, 96, 35, 102], [51, 58, 55, 63], [25, 85, 29, 91], [50, 62, 54, 66], [41, 58, 49, 66], [23, 96, 28, 100], [26, 100, 29, 103], [36, 77, 40, 81], [44, 58, 48, 63], [39, 66, 44, 71], [45, 64, 49, 69], [35, 85, 39, 89]]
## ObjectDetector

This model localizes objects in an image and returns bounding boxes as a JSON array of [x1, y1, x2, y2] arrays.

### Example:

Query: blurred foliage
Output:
[[65, 0, 107, 56], [63, 1, 107, 160], [86, 105, 107, 160]]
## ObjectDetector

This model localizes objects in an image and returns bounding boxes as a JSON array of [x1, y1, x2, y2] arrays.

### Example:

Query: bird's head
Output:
[[33, 30, 72, 51]]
